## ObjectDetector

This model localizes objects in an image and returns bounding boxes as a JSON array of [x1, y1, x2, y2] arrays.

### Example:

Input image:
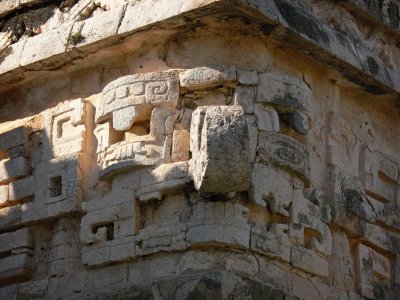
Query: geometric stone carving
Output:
[[355, 243, 391, 299], [359, 145, 399, 203], [190, 105, 251, 194], [96, 71, 179, 126], [250, 163, 292, 215], [95, 71, 181, 180], [42, 98, 86, 159], [257, 132, 310, 184]]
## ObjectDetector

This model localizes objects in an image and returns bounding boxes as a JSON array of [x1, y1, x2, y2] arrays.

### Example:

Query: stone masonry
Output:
[[0, 0, 399, 299]]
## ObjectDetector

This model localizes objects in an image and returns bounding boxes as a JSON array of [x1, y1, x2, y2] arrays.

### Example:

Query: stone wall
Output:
[[0, 0, 399, 299]]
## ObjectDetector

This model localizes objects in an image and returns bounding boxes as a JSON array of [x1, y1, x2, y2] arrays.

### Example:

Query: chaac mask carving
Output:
[[95, 71, 180, 180]]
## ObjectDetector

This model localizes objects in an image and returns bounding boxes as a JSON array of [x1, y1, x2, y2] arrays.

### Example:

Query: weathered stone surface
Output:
[[179, 66, 236, 90], [0, 157, 30, 184], [253, 103, 280, 132], [0, 126, 27, 151], [257, 132, 310, 184], [234, 86, 255, 114], [190, 105, 251, 193], [238, 70, 258, 85], [0, 0, 398, 298], [257, 72, 311, 112], [8, 176, 34, 201]]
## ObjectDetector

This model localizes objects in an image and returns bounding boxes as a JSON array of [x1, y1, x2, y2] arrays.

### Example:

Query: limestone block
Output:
[[284, 110, 309, 135], [0, 156, 30, 184], [42, 98, 86, 159], [0, 285, 17, 300], [238, 70, 258, 85], [190, 105, 251, 193], [359, 145, 399, 203], [98, 108, 179, 180], [136, 224, 187, 256], [47, 273, 84, 299], [95, 71, 179, 125], [49, 218, 81, 276], [289, 189, 332, 257], [179, 66, 236, 90], [0, 228, 33, 255], [355, 243, 391, 299], [250, 225, 290, 262], [245, 115, 258, 162], [32, 154, 82, 221], [171, 129, 190, 162], [136, 162, 190, 202], [84, 264, 127, 291], [257, 72, 312, 112], [18, 279, 49, 299], [0, 185, 8, 206], [234, 86, 255, 114], [8, 176, 34, 201], [187, 202, 250, 248], [330, 231, 355, 290], [327, 112, 358, 173], [253, 103, 280, 132], [0, 204, 21, 230], [0, 126, 27, 151], [82, 236, 137, 267], [68, 4, 126, 49], [20, 21, 73, 67], [362, 223, 395, 254], [250, 163, 292, 216], [0, 253, 34, 283], [290, 245, 329, 277], [257, 132, 310, 184]]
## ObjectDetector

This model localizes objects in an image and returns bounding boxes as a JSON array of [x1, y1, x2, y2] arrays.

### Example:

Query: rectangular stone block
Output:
[[250, 225, 290, 262], [179, 66, 236, 90], [190, 106, 251, 193], [0, 204, 21, 230], [290, 245, 329, 277], [0, 253, 34, 283], [42, 98, 86, 159], [0, 184, 8, 206], [0, 156, 30, 184], [355, 243, 391, 299], [187, 202, 250, 248], [0, 126, 27, 151], [359, 145, 398, 203], [9, 176, 34, 201], [0, 228, 33, 254], [171, 129, 190, 162]]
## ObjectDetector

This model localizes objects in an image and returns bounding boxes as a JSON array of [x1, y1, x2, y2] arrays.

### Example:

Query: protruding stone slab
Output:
[[0, 157, 30, 184], [257, 72, 312, 112], [190, 105, 251, 193], [179, 66, 236, 90], [0, 126, 27, 152]]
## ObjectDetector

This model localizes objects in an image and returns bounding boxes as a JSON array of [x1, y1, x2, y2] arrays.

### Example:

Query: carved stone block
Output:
[[42, 98, 86, 159], [250, 163, 292, 215], [257, 72, 311, 113], [0, 156, 30, 184], [190, 105, 251, 193], [257, 132, 310, 184], [359, 145, 399, 203], [355, 243, 391, 299], [187, 201, 250, 248]]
